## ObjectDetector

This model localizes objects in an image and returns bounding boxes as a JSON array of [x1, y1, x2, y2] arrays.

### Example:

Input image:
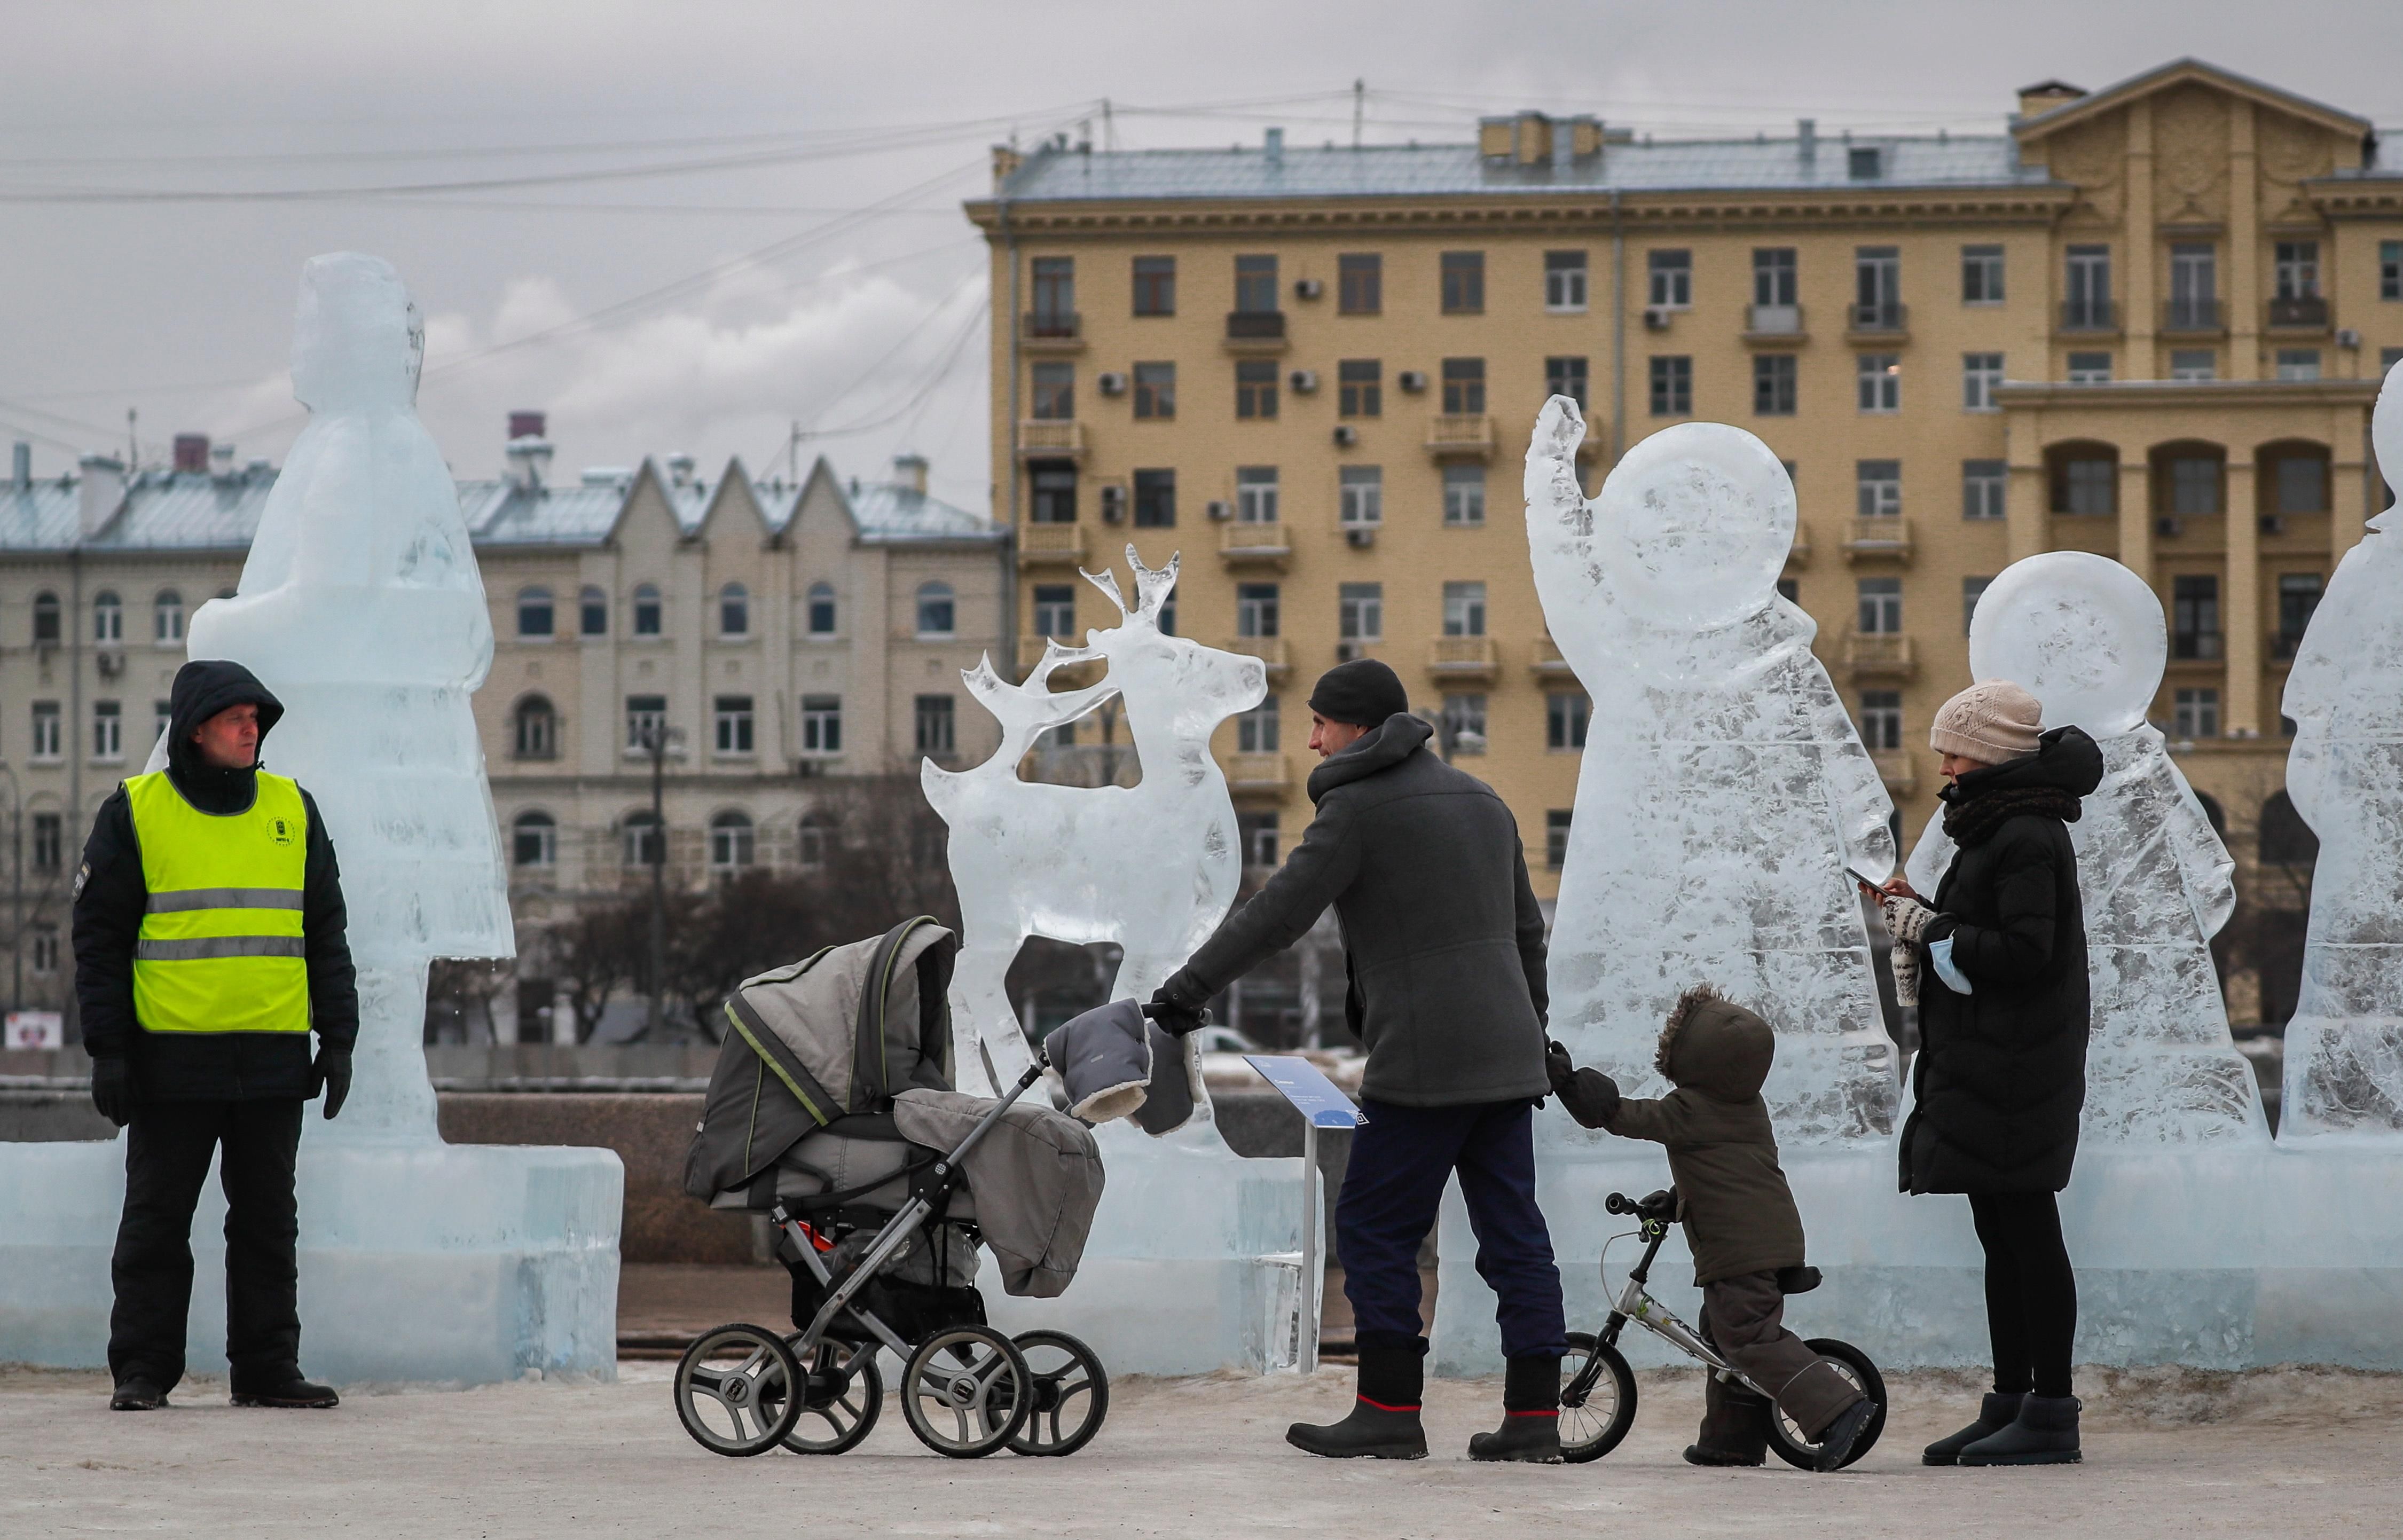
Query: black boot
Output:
[[1684, 1373, 1770, 1466], [1923, 1392, 2025, 1466], [1287, 1340, 1427, 1460], [1811, 1396, 1878, 1472], [108, 1378, 168, 1412], [1468, 1354, 1563, 1463], [231, 1375, 340, 1409], [1958, 1394, 2080, 1466]]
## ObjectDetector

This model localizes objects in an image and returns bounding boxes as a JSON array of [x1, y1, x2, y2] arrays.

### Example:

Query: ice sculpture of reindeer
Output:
[[922, 546, 1268, 1115]]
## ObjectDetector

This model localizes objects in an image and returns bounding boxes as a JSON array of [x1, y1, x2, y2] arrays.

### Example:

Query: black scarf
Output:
[[1939, 779, 2083, 848]]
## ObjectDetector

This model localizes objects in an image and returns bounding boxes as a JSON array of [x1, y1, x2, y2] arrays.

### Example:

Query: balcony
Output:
[[1846, 301, 1909, 341], [1020, 311, 1083, 352], [2058, 299, 2121, 335], [1218, 520, 1291, 570], [2266, 295, 2330, 333], [1842, 631, 1918, 680], [2161, 297, 2224, 335], [1528, 634, 1579, 680], [1017, 522, 1087, 568], [1870, 748, 1918, 796], [1221, 635, 1291, 678], [1426, 635, 1499, 681], [1744, 303, 1808, 344], [1841, 517, 1915, 564], [1424, 414, 1496, 459], [1222, 310, 1288, 353], [1226, 752, 1291, 795], [1785, 521, 1812, 569], [1014, 419, 1086, 462], [2171, 630, 2225, 663]]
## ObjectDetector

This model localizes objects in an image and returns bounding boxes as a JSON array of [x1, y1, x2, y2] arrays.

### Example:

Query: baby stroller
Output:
[[674, 918, 1110, 1460]]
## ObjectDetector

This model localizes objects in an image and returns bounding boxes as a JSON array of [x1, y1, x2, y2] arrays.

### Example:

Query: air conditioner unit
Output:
[[1096, 372, 1129, 396], [2259, 514, 2284, 537], [1099, 484, 1127, 524], [1335, 641, 1364, 662], [1206, 499, 1233, 522], [2155, 516, 2181, 539], [1288, 368, 1318, 394], [1294, 278, 1325, 300], [1345, 524, 1377, 548], [1643, 306, 1674, 331], [2336, 327, 2363, 349], [1332, 424, 1359, 446], [96, 650, 123, 679], [1396, 370, 1428, 392]]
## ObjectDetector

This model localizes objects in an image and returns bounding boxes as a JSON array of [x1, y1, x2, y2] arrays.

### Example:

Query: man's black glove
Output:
[[1144, 971, 1212, 1039], [1544, 1040, 1622, 1131], [310, 1047, 352, 1121], [90, 1057, 134, 1128]]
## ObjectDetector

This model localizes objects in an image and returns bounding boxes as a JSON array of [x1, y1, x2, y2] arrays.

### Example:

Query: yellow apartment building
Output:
[[967, 58, 2402, 938]]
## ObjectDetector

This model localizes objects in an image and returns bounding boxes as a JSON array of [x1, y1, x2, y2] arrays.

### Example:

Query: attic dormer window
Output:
[[1848, 146, 1883, 181]]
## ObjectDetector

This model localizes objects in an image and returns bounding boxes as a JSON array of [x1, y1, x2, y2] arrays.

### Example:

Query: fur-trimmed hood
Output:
[[1654, 985, 1776, 1104]]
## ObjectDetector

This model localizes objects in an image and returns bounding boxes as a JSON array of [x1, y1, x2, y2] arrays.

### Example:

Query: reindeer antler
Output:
[[1079, 562, 1129, 619], [1080, 546, 1181, 630], [960, 642, 1117, 749]]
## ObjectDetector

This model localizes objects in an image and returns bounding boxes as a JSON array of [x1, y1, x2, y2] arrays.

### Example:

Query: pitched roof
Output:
[[2012, 57, 2373, 142]]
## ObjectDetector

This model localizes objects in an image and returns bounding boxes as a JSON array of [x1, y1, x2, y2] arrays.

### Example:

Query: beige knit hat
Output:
[[1929, 680, 2043, 764]]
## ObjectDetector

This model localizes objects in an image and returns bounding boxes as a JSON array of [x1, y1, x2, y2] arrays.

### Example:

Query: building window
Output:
[[1777, 578, 1799, 603], [914, 695, 956, 756], [914, 582, 955, 638], [632, 584, 662, 636], [1234, 254, 1279, 315], [2064, 245, 2112, 327], [1028, 462, 1076, 524], [1030, 256, 1074, 332], [1440, 250, 1485, 314], [32, 592, 59, 645], [2274, 240, 2320, 300], [1962, 576, 1992, 635], [1856, 460, 1902, 519], [719, 583, 749, 637], [1848, 145, 1883, 179], [1235, 360, 1279, 419], [1032, 584, 1075, 638], [625, 694, 667, 752], [512, 811, 556, 868], [1857, 353, 1899, 412], [92, 591, 121, 644], [1132, 468, 1175, 528], [1231, 466, 1279, 525], [1647, 249, 1692, 309], [1859, 689, 1903, 750], [2053, 450, 2116, 515], [2169, 242, 2217, 326], [1239, 811, 1279, 868], [801, 694, 843, 754], [2276, 453, 2329, 515], [1961, 244, 2004, 304], [1753, 354, 1796, 416], [1442, 464, 1486, 527], [713, 695, 754, 755], [805, 582, 838, 635], [1855, 246, 1901, 326], [709, 811, 755, 871], [1962, 352, 2004, 411], [1545, 810, 1572, 871], [622, 812, 663, 868], [1338, 582, 1383, 642], [1545, 250, 1589, 311], [1338, 253, 1381, 315], [1236, 582, 1281, 639], [1441, 693, 1487, 754], [153, 698, 171, 745], [1960, 460, 2007, 521], [797, 813, 834, 869], [2275, 349, 2321, 382], [1544, 355, 1589, 409], [1546, 692, 1589, 751], [30, 927, 58, 976], [2167, 455, 2222, 515], [30, 702, 60, 760], [513, 695, 559, 760], [2276, 573, 2323, 657], [515, 587, 553, 638], [92, 700, 121, 760], [1857, 577, 1903, 635], [2172, 576, 2221, 661], [1441, 357, 1486, 414], [2170, 349, 2217, 381], [580, 585, 608, 636], [1338, 359, 1381, 417], [1650, 356, 1693, 417], [30, 811, 62, 873], [2067, 351, 2113, 385], [1132, 255, 1175, 317], [1237, 695, 1279, 753], [1132, 362, 1176, 420], [1339, 466, 1383, 530], [1754, 247, 1799, 307], [2173, 687, 2220, 740], [153, 590, 183, 644], [1442, 580, 1487, 638], [1030, 362, 1074, 420]]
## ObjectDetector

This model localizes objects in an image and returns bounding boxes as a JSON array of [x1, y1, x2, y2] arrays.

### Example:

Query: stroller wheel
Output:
[[673, 1323, 804, 1457], [1006, 1330, 1109, 1457], [899, 1324, 1033, 1459], [781, 1337, 883, 1456]]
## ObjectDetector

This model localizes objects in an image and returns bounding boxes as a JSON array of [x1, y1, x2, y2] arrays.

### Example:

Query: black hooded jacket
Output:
[[72, 660, 358, 1101], [1174, 712, 1551, 1107], [1899, 726, 2104, 1196]]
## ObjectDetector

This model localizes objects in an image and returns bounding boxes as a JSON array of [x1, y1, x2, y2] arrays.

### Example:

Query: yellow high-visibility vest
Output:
[[125, 769, 311, 1036]]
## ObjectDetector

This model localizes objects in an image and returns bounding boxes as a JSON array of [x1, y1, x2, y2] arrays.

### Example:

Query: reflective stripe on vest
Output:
[[126, 769, 311, 1035]]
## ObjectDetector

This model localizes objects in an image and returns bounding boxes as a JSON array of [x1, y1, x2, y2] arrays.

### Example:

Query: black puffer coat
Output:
[[1899, 727, 2103, 1195]]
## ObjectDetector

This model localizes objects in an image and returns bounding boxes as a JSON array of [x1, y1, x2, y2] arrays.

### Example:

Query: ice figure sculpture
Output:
[[0, 254, 621, 1384], [1522, 398, 1898, 1144], [2278, 358, 2403, 1138], [929, 547, 1307, 1372], [1906, 552, 2266, 1143]]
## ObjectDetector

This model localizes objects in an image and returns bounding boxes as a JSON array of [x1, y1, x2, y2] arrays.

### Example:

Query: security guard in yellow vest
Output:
[[73, 661, 357, 1412]]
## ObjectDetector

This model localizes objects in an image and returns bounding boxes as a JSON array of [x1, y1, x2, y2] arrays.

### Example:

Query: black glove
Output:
[[1551, 1051, 1623, 1131], [1544, 1039, 1575, 1094], [90, 1057, 134, 1128], [1144, 972, 1212, 1039], [311, 1047, 352, 1121]]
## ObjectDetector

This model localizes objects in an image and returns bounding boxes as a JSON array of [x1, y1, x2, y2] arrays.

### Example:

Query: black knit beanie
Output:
[[1307, 658, 1409, 727]]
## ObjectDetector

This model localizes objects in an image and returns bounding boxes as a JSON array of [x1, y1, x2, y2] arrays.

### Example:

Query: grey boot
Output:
[[1958, 1394, 2080, 1466], [1923, 1392, 2023, 1466]]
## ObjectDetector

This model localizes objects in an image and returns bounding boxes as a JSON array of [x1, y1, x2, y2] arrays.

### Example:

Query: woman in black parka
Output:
[[1878, 680, 2102, 1468]]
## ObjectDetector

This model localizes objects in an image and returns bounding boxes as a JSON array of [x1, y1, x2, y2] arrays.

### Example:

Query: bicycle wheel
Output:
[[780, 1336, 883, 1456], [1765, 1338, 1887, 1470], [1557, 1331, 1638, 1463], [673, 1323, 804, 1457], [900, 1324, 1034, 1459], [1006, 1330, 1110, 1457]]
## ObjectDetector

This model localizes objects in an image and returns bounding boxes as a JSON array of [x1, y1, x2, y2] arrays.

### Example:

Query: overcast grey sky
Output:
[[2, 1, 2397, 513]]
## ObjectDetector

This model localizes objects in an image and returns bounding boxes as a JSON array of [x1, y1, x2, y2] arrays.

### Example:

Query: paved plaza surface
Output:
[[5, 1361, 2398, 1537]]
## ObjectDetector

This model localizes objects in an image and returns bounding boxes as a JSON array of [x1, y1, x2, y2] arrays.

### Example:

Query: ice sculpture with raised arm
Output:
[[1907, 551, 2265, 1143]]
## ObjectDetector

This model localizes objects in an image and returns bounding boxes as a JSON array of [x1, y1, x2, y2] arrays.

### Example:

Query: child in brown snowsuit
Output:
[[1547, 985, 1875, 1470]]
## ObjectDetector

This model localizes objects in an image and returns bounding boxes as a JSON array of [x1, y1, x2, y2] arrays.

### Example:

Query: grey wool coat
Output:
[[1177, 712, 1551, 1107]]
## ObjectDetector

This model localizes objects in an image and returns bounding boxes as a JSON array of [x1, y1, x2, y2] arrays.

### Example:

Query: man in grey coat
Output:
[[1151, 658, 1565, 1463]]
